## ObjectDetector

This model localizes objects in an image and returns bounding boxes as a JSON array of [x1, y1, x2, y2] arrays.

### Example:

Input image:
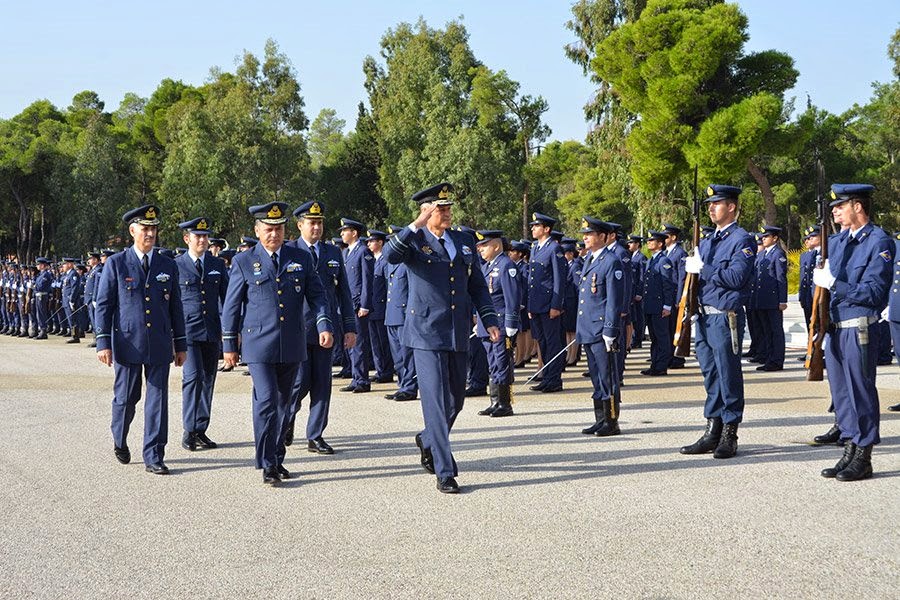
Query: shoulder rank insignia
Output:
[[879, 250, 891, 262], [741, 247, 754, 257], [364, 254, 373, 261]]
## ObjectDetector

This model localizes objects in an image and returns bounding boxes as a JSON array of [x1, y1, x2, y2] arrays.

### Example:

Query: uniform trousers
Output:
[[348, 314, 371, 387], [368, 318, 394, 380], [111, 362, 170, 465], [182, 340, 219, 434], [824, 326, 881, 447], [387, 325, 418, 395], [646, 313, 672, 372], [289, 344, 333, 441], [584, 340, 614, 402], [631, 300, 645, 347], [467, 334, 489, 390], [756, 308, 785, 367], [530, 312, 563, 387], [248, 362, 299, 469], [695, 311, 745, 424], [483, 335, 514, 385], [414, 349, 466, 479]]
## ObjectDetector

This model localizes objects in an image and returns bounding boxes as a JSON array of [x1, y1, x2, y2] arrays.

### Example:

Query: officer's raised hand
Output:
[[412, 202, 440, 229]]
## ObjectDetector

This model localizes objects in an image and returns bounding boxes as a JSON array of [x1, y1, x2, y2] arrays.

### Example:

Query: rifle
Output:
[[673, 166, 701, 358], [805, 150, 829, 381]]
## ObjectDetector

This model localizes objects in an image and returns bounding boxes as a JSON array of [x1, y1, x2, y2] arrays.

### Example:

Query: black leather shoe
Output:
[[669, 362, 685, 369], [393, 391, 417, 401], [276, 465, 292, 479], [465, 387, 487, 397], [145, 462, 170, 475], [181, 433, 198, 451], [582, 420, 604, 435], [835, 445, 873, 481], [491, 405, 514, 417], [756, 364, 783, 371], [284, 419, 295, 446], [814, 423, 842, 445], [262, 467, 281, 485], [195, 433, 217, 449], [582, 371, 591, 377], [415, 433, 435, 474], [821, 443, 856, 478], [375, 376, 393, 384], [114, 445, 131, 464], [713, 423, 739, 458], [339, 384, 357, 392], [36, 334, 48, 340], [352, 385, 370, 393], [540, 385, 563, 393], [640, 369, 668, 376], [437, 476, 460, 494], [888, 403, 900, 412], [66, 337, 80, 344], [529, 383, 546, 391], [307, 438, 334, 455], [384, 392, 396, 400], [680, 418, 723, 455], [796, 356, 807, 362], [478, 403, 498, 416]]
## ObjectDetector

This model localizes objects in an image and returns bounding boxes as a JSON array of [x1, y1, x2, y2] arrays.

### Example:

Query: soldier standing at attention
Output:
[[663, 224, 687, 369], [384, 225, 418, 402], [752, 226, 788, 371], [175, 217, 229, 452], [627, 235, 646, 350], [576, 218, 624, 436], [284, 201, 357, 453], [33, 257, 53, 339], [681, 185, 755, 459], [95, 204, 188, 474], [887, 231, 900, 412], [383, 182, 499, 494], [813, 184, 892, 481], [338, 217, 374, 393], [474, 230, 520, 418], [640, 231, 676, 377], [221, 202, 333, 485], [527, 213, 567, 393], [366, 229, 394, 384], [798, 226, 821, 336]]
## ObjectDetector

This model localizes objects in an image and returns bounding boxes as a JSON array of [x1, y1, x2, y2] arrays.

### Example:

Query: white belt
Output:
[[699, 305, 725, 315], [832, 316, 878, 329]]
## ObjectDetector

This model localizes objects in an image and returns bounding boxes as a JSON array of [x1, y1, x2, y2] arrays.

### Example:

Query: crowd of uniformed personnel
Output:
[[1, 182, 898, 491]]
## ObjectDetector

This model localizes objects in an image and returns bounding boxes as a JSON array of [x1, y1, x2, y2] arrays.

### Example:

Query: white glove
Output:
[[603, 335, 616, 351], [505, 328, 518, 338], [684, 248, 703, 274], [812, 260, 836, 289]]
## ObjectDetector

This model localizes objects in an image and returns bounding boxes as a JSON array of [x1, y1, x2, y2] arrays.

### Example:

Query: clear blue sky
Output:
[[2, 1, 896, 142]]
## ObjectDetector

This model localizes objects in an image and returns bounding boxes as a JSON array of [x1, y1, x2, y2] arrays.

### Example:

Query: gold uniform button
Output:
[[451, 305, 456, 310], [146, 322, 151, 327], [449, 262, 453, 268], [450, 277, 454, 282], [451, 290, 456, 295], [145, 309, 150, 314], [276, 278, 280, 283], [579, 311, 583, 315], [280, 316, 285, 321], [145, 297, 150, 301], [201, 290, 205, 295], [201, 300, 206, 305], [277, 290, 282, 295], [203, 311, 207, 315], [279, 303, 284, 308]]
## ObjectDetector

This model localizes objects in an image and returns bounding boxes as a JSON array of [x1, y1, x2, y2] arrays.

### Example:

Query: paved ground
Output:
[[0, 335, 897, 599]]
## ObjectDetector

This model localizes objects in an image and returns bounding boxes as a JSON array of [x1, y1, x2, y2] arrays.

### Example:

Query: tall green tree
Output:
[[308, 108, 346, 171]]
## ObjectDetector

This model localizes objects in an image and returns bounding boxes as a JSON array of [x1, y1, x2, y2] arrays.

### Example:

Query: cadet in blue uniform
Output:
[[577, 218, 624, 436], [508, 241, 532, 368], [221, 201, 333, 484], [681, 185, 755, 459], [95, 204, 188, 474], [33, 258, 53, 339], [284, 201, 357, 453], [383, 182, 499, 494], [61, 257, 83, 343], [627, 235, 646, 349], [813, 184, 892, 481], [339, 217, 374, 393], [460, 225, 489, 398], [474, 230, 520, 417], [384, 224, 418, 402], [641, 231, 676, 376], [664, 224, 688, 369], [175, 217, 229, 452], [366, 229, 394, 383], [562, 239, 582, 366], [607, 224, 632, 383], [798, 226, 821, 334], [888, 231, 900, 411], [750, 226, 788, 371], [527, 213, 567, 393], [83, 251, 101, 344]]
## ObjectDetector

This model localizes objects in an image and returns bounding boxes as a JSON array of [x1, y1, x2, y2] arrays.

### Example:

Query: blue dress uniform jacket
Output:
[[175, 252, 229, 343], [384, 225, 499, 479], [95, 249, 188, 363], [824, 223, 892, 447], [370, 253, 388, 320], [34, 269, 53, 332], [477, 253, 520, 386], [642, 252, 675, 314], [751, 246, 788, 310], [527, 239, 566, 314], [84, 263, 103, 330], [694, 224, 756, 424], [890, 238, 900, 323], [344, 241, 374, 388], [94, 248, 188, 466], [287, 239, 356, 344], [385, 262, 417, 396], [563, 257, 583, 333], [668, 243, 688, 301], [385, 262, 410, 328], [576, 249, 624, 405], [799, 249, 817, 315], [221, 243, 331, 362]]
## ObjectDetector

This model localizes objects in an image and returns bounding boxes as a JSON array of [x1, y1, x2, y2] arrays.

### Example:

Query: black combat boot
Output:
[[594, 399, 621, 437], [478, 383, 499, 416], [490, 384, 514, 418], [713, 422, 739, 458], [66, 326, 81, 343], [680, 417, 723, 454], [581, 397, 605, 434], [813, 422, 842, 445], [835, 445, 873, 482], [821, 442, 856, 478]]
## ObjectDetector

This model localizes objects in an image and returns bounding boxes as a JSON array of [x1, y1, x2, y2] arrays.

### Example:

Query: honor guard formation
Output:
[[3, 181, 899, 492]]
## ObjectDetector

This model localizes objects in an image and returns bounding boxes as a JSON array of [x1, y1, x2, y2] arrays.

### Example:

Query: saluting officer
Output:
[[338, 217, 374, 393], [474, 230, 520, 418], [384, 224, 418, 402], [284, 201, 357, 453], [641, 231, 676, 377], [95, 204, 188, 474], [382, 182, 499, 494], [750, 226, 788, 371], [221, 202, 333, 484], [527, 213, 567, 393], [175, 217, 229, 452], [681, 185, 756, 459], [577, 218, 624, 436], [813, 184, 892, 481]]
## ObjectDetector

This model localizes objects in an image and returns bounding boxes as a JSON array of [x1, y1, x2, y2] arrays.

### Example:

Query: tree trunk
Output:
[[747, 157, 777, 226], [10, 179, 28, 263], [39, 205, 46, 257]]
